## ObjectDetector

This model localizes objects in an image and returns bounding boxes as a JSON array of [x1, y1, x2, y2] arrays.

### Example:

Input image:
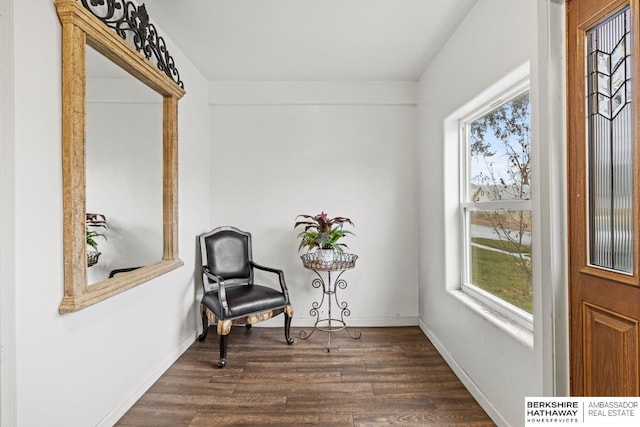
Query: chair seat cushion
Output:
[[202, 284, 287, 319]]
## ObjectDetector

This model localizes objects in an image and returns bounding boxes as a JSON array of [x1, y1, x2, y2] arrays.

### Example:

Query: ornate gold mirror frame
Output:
[[56, 0, 185, 313]]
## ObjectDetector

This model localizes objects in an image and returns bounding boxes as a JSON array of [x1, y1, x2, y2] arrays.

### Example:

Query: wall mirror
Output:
[[56, 0, 186, 313]]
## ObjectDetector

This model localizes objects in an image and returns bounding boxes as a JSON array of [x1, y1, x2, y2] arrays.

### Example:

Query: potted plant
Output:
[[86, 213, 107, 267], [294, 211, 354, 262]]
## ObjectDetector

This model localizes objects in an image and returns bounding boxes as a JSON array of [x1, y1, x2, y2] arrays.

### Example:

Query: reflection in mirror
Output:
[[85, 46, 163, 285]]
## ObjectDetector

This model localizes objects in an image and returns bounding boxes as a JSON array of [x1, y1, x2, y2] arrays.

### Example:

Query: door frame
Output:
[[537, 0, 571, 397]]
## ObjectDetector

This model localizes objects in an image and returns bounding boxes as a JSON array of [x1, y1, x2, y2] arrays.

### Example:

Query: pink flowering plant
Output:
[[294, 211, 354, 253]]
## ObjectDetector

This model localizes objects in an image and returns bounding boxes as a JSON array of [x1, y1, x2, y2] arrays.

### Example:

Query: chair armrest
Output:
[[202, 266, 223, 285], [251, 261, 282, 275], [108, 266, 142, 278], [202, 266, 230, 316], [251, 261, 290, 298]]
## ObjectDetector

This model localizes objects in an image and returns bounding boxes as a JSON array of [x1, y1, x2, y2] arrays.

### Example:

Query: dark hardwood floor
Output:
[[116, 326, 495, 426]]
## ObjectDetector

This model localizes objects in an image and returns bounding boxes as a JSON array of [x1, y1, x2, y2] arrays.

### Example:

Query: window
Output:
[[459, 79, 532, 329]]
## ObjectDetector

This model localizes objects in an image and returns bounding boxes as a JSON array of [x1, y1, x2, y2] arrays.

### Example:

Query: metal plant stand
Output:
[[299, 253, 361, 352]]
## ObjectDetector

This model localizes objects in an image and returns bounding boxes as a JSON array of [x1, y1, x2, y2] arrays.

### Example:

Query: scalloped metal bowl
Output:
[[300, 252, 358, 271], [87, 250, 101, 267]]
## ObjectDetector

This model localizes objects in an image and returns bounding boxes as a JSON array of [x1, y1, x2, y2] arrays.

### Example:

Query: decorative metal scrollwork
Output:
[[80, 0, 184, 88]]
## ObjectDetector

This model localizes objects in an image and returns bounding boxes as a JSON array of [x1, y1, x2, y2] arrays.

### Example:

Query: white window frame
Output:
[[458, 77, 533, 331]]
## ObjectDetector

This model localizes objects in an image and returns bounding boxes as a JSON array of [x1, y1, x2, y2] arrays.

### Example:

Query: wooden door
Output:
[[568, 0, 640, 396]]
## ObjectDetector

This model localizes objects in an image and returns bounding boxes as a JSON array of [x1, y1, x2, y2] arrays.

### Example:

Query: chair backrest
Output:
[[200, 227, 253, 283]]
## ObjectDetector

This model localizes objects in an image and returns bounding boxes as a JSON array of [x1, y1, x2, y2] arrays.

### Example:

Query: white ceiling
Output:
[[142, 0, 478, 81]]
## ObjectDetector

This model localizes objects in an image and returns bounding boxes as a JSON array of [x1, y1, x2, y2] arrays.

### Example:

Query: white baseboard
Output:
[[96, 332, 196, 427], [250, 315, 418, 328], [418, 318, 510, 427], [293, 316, 418, 327]]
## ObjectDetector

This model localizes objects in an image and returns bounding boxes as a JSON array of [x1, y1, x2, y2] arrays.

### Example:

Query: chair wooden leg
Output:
[[197, 306, 209, 342], [284, 305, 294, 345], [218, 334, 228, 368], [216, 319, 232, 368]]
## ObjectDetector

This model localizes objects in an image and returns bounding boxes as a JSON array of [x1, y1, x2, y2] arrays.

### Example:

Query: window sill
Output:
[[448, 289, 534, 350]]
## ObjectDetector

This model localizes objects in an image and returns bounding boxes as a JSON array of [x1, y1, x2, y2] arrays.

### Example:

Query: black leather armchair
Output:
[[197, 226, 294, 368]]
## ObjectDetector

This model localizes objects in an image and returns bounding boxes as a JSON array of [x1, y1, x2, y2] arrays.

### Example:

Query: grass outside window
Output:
[[469, 243, 532, 314]]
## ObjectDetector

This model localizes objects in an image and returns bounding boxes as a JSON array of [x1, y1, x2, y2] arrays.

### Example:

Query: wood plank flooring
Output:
[[116, 326, 495, 426]]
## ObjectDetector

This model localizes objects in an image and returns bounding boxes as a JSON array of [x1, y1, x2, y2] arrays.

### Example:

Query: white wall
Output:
[[4, 1, 568, 426], [12, 1, 210, 425], [209, 81, 419, 327], [0, 0, 16, 424], [417, 0, 565, 426]]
